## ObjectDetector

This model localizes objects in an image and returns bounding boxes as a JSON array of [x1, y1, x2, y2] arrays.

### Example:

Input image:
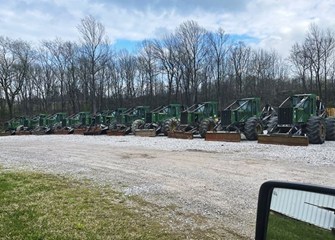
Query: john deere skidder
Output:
[[3, 116, 30, 135], [168, 101, 218, 139], [45, 112, 71, 134], [205, 97, 274, 142], [258, 93, 335, 146], [84, 111, 111, 135], [133, 104, 184, 137], [67, 112, 92, 134], [108, 106, 150, 135]]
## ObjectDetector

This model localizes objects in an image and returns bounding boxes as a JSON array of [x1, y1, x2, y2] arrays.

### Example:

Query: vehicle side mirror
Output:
[[255, 181, 335, 240]]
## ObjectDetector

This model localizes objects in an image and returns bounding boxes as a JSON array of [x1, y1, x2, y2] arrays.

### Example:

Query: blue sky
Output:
[[0, 0, 334, 57]]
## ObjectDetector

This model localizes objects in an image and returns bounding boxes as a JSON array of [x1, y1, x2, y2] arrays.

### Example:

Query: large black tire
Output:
[[244, 117, 263, 140], [131, 119, 145, 134], [199, 118, 215, 138], [325, 118, 335, 141], [163, 118, 179, 136], [306, 116, 326, 144], [266, 116, 278, 133]]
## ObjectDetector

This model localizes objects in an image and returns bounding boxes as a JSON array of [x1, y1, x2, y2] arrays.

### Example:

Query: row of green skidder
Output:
[[2, 93, 335, 146]]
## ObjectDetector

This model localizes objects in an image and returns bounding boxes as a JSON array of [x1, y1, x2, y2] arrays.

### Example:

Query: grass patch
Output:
[[0, 168, 246, 239], [267, 211, 334, 240], [0, 169, 184, 239]]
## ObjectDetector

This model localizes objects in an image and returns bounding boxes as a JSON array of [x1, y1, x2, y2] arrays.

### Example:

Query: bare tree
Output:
[[151, 37, 172, 103], [77, 15, 109, 113], [42, 38, 75, 112], [0, 37, 33, 118], [32, 46, 58, 113], [206, 28, 230, 107], [137, 40, 160, 105], [63, 41, 81, 113], [118, 50, 137, 105], [321, 29, 335, 104], [246, 49, 281, 102], [290, 24, 335, 103], [19, 68, 34, 115], [176, 20, 208, 104], [304, 24, 324, 97], [152, 34, 184, 104], [229, 42, 251, 97], [290, 43, 309, 92], [329, 56, 335, 104], [106, 55, 123, 107]]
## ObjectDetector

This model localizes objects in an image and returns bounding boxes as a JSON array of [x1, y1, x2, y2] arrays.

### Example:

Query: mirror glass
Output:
[[267, 188, 335, 239]]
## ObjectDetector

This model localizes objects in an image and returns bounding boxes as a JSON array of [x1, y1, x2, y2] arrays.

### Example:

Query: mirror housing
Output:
[[255, 181, 335, 240]]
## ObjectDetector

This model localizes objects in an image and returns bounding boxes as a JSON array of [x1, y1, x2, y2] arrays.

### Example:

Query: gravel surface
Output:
[[0, 134, 334, 239]]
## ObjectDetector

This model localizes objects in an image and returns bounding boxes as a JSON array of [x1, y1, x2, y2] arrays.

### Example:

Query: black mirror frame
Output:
[[255, 181, 335, 240]]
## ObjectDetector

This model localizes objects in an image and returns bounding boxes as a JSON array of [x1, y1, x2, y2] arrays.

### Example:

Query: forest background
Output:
[[1, 16, 334, 122]]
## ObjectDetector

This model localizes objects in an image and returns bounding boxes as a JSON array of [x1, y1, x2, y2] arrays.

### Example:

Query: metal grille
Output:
[[221, 110, 232, 126], [278, 108, 293, 125], [180, 112, 188, 124], [145, 112, 152, 123]]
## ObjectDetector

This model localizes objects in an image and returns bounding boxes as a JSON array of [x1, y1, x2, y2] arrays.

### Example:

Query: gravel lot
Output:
[[0, 134, 334, 239]]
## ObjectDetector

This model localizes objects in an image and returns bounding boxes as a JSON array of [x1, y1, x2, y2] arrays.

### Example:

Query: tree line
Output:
[[1, 16, 335, 122]]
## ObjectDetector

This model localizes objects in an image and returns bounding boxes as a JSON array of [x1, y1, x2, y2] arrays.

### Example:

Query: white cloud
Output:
[[0, 0, 334, 57]]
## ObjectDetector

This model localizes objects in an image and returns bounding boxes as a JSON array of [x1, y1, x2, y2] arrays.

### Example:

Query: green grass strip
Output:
[[267, 211, 334, 240], [0, 169, 183, 240]]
